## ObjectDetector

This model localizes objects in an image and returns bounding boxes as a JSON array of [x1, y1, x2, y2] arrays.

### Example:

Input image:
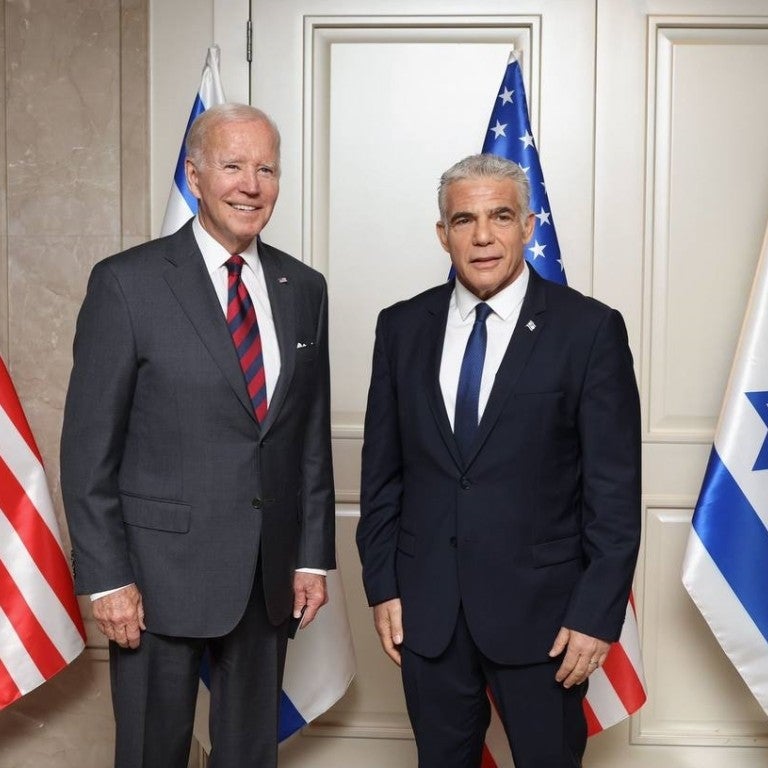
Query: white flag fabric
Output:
[[682, 221, 768, 715], [160, 45, 226, 237], [0, 358, 85, 709], [164, 47, 355, 742]]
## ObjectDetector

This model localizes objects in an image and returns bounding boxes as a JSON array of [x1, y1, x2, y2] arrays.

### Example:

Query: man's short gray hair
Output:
[[437, 154, 531, 222], [185, 103, 281, 169]]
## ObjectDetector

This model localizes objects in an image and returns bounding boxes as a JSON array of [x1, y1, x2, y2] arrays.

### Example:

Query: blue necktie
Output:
[[454, 302, 492, 459]]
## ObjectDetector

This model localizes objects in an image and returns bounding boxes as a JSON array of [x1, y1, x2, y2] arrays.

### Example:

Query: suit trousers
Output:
[[109, 568, 289, 768], [401, 607, 587, 768]]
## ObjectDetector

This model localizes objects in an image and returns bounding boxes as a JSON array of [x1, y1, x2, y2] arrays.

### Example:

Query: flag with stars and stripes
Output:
[[160, 45, 226, 237], [682, 221, 768, 716], [481, 52, 563, 284], [479, 53, 647, 766], [0, 357, 86, 710], [168, 47, 355, 749]]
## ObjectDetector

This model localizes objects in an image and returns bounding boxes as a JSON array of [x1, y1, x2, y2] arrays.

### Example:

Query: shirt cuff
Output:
[[90, 584, 132, 601], [296, 568, 327, 576]]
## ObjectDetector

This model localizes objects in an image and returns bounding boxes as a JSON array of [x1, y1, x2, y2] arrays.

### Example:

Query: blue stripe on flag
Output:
[[172, 94, 207, 214], [692, 447, 768, 643], [200, 651, 307, 742], [278, 690, 307, 741]]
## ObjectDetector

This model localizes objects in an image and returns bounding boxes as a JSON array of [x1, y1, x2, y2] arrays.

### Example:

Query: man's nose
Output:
[[240, 167, 262, 194], [472, 218, 493, 245]]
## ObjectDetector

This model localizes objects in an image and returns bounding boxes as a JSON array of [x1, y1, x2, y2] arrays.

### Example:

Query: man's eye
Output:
[[495, 212, 515, 223], [224, 164, 240, 171], [257, 166, 275, 177], [452, 217, 470, 227]]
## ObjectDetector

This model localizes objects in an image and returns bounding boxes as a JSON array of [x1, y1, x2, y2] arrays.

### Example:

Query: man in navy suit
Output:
[[357, 154, 641, 767], [61, 104, 335, 768]]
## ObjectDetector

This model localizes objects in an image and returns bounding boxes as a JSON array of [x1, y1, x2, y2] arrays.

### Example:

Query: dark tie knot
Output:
[[225, 254, 245, 276], [474, 302, 492, 324]]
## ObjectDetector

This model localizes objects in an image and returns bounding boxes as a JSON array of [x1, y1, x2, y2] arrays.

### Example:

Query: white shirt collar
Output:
[[192, 217, 263, 279], [454, 262, 529, 321]]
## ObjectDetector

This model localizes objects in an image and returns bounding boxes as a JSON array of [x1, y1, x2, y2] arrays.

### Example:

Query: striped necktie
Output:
[[225, 254, 267, 423], [454, 302, 493, 459]]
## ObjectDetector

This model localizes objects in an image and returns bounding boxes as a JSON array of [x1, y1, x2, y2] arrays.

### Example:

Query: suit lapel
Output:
[[162, 222, 259, 424], [462, 269, 548, 467], [422, 283, 464, 470], [258, 241, 295, 437]]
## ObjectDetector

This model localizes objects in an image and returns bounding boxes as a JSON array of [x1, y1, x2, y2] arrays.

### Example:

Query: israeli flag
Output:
[[160, 45, 225, 237], [682, 221, 768, 715]]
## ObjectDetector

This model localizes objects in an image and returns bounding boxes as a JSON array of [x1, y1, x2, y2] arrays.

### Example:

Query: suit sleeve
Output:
[[562, 308, 641, 641], [356, 310, 404, 606], [296, 275, 336, 570], [60, 261, 138, 595]]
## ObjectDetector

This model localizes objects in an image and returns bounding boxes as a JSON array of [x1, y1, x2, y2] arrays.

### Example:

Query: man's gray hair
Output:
[[185, 103, 281, 169], [437, 154, 531, 222]]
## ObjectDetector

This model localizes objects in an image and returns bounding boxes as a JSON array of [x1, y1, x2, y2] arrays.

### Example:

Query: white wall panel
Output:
[[647, 23, 768, 440]]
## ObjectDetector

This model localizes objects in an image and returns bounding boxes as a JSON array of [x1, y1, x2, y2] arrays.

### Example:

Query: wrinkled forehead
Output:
[[443, 176, 523, 212]]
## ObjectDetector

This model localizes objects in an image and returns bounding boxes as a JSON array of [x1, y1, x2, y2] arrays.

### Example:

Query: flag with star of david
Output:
[[481, 52, 563, 284], [479, 54, 647, 767], [682, 221, 768, 716]]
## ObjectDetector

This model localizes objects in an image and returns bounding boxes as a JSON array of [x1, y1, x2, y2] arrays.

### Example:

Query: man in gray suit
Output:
[[61, 103, 335, 768]]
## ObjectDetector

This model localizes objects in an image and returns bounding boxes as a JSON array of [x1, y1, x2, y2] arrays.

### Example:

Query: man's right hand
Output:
[[373, 598, 404, 666], [92, 584, 145, 649]]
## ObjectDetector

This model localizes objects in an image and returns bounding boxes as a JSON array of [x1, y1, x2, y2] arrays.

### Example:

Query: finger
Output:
[[554, 646, 581, 683], [548, 627, 570, 658], [561, 655, 596, 688]]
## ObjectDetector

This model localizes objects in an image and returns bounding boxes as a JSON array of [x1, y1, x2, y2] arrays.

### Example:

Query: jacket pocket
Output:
[[120, 492, 191, 533], [531, 533, 581, 568]]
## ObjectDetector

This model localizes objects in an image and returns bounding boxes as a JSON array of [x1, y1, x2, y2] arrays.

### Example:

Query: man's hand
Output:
[[92, 584, 145, 649], [549, 626, 611, 688], [292, 572, 328, 629], [373, 598, 404, 666]]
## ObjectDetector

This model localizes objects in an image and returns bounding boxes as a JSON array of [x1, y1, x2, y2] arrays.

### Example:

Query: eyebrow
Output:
[[448, 205, 516, 223]]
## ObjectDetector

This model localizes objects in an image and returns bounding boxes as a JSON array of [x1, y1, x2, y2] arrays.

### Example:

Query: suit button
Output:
[[251, 497, 263, 510], [449, 537, 457, 548], [460, 477, 471, 490]]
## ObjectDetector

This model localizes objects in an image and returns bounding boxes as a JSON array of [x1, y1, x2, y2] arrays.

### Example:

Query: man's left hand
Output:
[[292, 572, 328, 629], [548, 626, 611, 688]]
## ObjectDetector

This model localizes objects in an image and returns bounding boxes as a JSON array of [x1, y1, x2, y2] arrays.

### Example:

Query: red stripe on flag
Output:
[[602, 642, 646, 714], [0, 657, 22, 709], [0, 560, 67, 679], [0, 457, 85, 636], [0, 360, 42, 464], [481, 743, 499, 768], [583, 696, 602, 737]]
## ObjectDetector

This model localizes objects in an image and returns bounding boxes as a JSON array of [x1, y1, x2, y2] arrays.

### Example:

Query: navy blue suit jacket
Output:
[[357, 268, 641, 664]]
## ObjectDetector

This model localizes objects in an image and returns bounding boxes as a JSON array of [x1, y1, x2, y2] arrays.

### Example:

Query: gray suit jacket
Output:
[[61, 221, 335, 637]]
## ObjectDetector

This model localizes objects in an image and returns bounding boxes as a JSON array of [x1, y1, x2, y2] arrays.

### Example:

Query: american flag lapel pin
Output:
[[526, 320, 536, 332]]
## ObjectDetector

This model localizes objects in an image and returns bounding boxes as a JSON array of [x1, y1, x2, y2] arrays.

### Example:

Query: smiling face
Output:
[[436, 176, 535, 300], [185, 117, 280, 254]]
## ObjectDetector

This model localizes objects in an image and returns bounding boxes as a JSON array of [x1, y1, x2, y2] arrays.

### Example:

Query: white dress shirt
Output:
[[439, 264, 530, 429]]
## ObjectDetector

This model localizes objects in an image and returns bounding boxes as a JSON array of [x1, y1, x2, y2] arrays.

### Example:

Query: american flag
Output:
[[0, 357, 85, 709], [479, 52, 647, 763]]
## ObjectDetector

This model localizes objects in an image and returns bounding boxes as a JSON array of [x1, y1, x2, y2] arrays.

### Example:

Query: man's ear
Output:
[[436, 221, 450, 252], [522, 212, 535, 244], [185, 158, 200, 198]]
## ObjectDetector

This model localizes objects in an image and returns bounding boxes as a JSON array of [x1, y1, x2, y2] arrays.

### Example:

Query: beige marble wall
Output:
[[0, 1, 148, 765]]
